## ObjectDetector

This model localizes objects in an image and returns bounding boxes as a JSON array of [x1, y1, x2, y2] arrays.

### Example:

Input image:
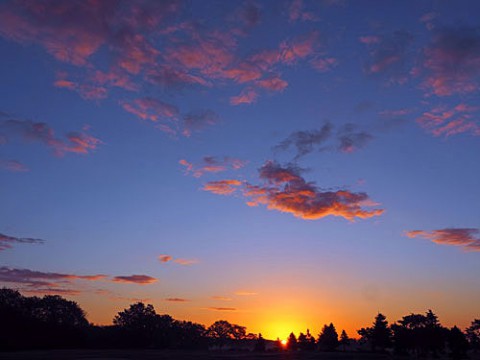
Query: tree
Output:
[[254, 333, 266, 352], [466, 319, 480, 351], [358, 313, 391, 352], [113, 302, 159, 347], [207, 320, 245, 348], [287, 332, 297, 351], [340, 330, 350, 351], [448, 326, 469, 360], [318, 323, 339, 351]]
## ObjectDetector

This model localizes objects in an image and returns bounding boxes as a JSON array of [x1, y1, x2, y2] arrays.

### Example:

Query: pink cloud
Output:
[[112, 275, 157, 285], [417, 103, 480, 137], [288, 0, 318, 22], [406, 228, 480, 252], [311, 57, 337, 72], [1, 115, 101, 156], [256, 77, 288, 91], [422, 27, 480, 96], [180, 156, 247, 177], [121, 97, 179, 122], [280, 31, 319, 64], [230, 88, 258, 105], [359, 36, 381, 45]]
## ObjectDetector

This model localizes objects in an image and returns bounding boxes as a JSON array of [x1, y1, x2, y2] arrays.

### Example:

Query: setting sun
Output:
[[280, 339, 287, 347]]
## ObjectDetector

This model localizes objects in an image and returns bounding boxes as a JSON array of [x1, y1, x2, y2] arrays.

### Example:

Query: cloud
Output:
[[203, 179, 243, 195], [363, 30, 414, 83], [230, 88, 258, 105], [180, 156, 247, 177], [158, 255, 198, 266], [0, 159, 29, 172], [422, 27, 480, 96], [211, 296, 232, 301], [256, 77, 288, 91], [173, 258, 198, 266], [243, 161, 384, 221], [311, 57, 337, 72], [182, 110, 219, 137], [0, 114, 101, 156], [234, 291, 257, 296], [121, 98, 179, 121], [275, 123, 373, 158], [22, 288, 82, 296], [0, 266, 106, 288], [417, 103, 480, 137], [158, 254, 173, 263], [165, 297, 189, 302], [112, 275, 157, 285], [337, 123, 374, 153], [288, 0, 318, 22], [275, 123, 332, 159], [406, 228, 480, 252], [207, 307, 237, 311], [0, 233, 44, 251]]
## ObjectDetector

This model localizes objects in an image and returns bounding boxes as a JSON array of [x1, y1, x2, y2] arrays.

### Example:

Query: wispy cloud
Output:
[[180, 156, 247, 177], [235, 291, 257, 296], [203, 179, 243, 195], [112, 275, 157, 285], [0, 113, 101, 157], [288, 0, 318, 22], [275, 123, 332, 159], [274, 122, 373, 159], [405, 228, 480, 252], [0, 233, 44, 251], [230, 88, 258, 105], [206, 307, 237, 311], [422, 26, 480, 96], [0, 266, 106, 288], [417, 103, 480, 137], [362, 30, 414, 84], [0, 159, 29, 172], [165, 297, 189, 302], [158, 254, 198, 266], [182, 110, 219, 137], [211, 295, 232, 301]]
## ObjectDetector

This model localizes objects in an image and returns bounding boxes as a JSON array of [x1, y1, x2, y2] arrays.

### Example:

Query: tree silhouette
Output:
[[287, 332, 298, 351], [448, 326, 469, 360], [318, 323, 339, 351], [254, 333, 266, 352], [340, 329, 350, 351], [207, 320, 246, 348], [466, 319, 480, 351], [358, 313, 391, 352]]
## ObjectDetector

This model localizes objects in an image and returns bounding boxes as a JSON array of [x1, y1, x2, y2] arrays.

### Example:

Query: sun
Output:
[[280, 339, 287, 347]]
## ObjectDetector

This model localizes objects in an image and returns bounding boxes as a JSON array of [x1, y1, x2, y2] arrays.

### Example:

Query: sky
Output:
[[0, 0, 479, 340]]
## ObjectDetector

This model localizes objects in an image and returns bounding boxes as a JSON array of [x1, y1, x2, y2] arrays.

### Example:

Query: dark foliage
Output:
[[318, 323, 339, 351]]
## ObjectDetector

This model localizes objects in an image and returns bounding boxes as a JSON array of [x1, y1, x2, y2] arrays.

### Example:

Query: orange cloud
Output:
[[158, 254, 173, 263], [203, 179, 243, 195], [112, 275, 157, 284], [206, 161, 383, 221], [235, 291, 257, 296], [406, 228, 480, 252], [174, 258, 198, 266], [211, 296, 232, 301]]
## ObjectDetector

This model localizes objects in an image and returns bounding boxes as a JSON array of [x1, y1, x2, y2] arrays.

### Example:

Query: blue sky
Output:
[[0, 0, 479, 339]]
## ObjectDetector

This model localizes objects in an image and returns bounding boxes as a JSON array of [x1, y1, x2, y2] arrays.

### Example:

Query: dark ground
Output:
[[0, 350, 390, 360], [1, 350, 479, 360]]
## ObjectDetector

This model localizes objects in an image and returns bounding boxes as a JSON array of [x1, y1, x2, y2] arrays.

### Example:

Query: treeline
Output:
[[1, 288, 479, 359]]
